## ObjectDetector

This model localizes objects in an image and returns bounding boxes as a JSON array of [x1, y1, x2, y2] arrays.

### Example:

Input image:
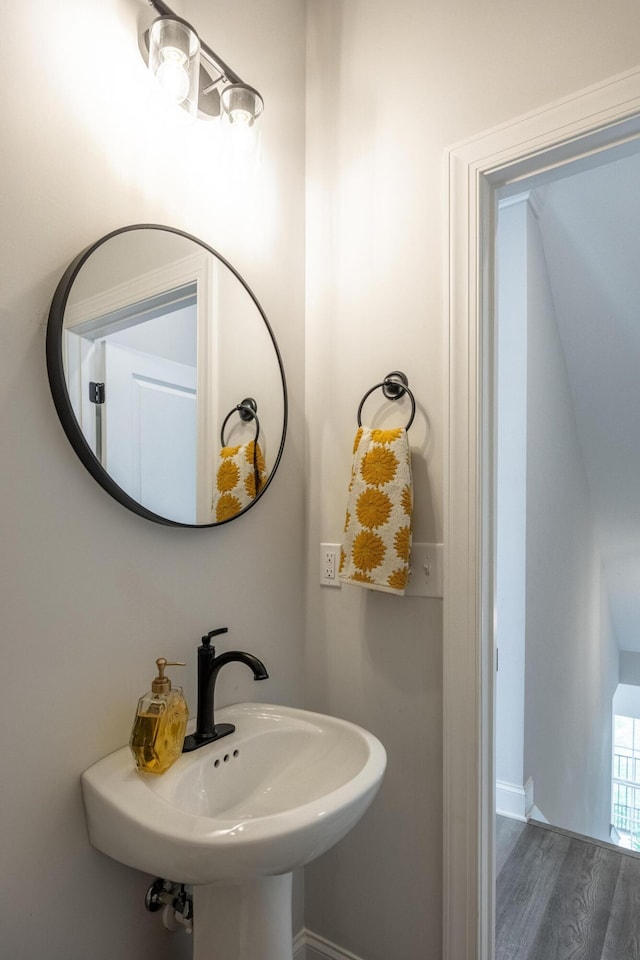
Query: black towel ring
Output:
[[220, 397, 261, 447], [357, 371, 416, 430]]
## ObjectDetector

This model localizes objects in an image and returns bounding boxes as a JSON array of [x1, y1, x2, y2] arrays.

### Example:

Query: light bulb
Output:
[[228, 107, 253, 127], [221, 85, 263, 129], [148, 16, 200, 120], [156, 48, 189, 103]]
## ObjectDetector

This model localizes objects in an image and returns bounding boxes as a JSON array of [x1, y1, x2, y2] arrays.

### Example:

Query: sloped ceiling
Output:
[[537, 149, 640, 652]]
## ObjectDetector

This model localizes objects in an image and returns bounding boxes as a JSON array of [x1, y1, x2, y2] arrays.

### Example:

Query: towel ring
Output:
[[357, 371, 416, 430], [220, 397, 261, 447]]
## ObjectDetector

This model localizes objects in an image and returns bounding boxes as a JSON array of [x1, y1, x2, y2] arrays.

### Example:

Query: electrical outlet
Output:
[[320, 543, 342, 587]]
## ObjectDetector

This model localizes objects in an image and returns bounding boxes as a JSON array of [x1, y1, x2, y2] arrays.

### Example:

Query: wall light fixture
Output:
[[142, 0, 264, 130]]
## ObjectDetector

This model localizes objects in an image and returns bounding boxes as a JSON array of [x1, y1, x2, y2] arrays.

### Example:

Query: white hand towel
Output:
[[211, 440, 266, 522], [339, 427, 413, 595]]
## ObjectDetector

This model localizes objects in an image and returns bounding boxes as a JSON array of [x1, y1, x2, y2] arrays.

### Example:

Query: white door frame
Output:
[[64, 249, 216, 523], [444, 65, 640, 960]]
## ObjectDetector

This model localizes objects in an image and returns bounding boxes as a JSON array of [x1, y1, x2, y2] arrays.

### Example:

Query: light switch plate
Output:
[[405, 543, 444, 598]]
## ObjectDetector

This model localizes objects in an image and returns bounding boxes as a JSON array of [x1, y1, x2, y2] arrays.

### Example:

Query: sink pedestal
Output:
[[193, 874, 293, 960]]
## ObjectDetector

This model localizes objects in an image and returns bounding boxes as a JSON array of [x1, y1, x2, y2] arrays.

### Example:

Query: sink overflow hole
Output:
[[213, 750, 240, 769]]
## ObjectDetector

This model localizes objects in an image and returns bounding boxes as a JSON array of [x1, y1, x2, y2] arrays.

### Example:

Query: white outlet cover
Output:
[[320, 543, 342, 587]]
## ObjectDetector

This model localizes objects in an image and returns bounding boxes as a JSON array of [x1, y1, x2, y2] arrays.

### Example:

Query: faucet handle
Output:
[[201, 627, 229, 646]]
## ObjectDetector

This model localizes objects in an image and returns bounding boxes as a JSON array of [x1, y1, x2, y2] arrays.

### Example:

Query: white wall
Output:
[[0, 1, 305, 957], [619, 652, 640, 687], [614, 683, 640, 720], [523, 202, 619, 842], [496, 191, 623, 836], [495, 197, 529, 808], [304, 0, 640, 956]]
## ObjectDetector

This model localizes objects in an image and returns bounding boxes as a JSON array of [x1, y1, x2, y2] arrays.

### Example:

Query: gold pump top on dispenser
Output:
[[151, 658, 186, 694]]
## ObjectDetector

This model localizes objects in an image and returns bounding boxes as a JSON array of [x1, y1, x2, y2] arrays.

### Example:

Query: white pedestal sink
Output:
[[81, 703, 386, 959]]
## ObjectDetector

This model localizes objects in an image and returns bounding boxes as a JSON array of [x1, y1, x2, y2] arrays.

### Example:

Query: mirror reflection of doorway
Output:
[[65, 287, 200, 525]]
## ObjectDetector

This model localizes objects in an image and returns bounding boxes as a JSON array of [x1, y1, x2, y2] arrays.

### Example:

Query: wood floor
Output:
[[496, 815, 640, 960]]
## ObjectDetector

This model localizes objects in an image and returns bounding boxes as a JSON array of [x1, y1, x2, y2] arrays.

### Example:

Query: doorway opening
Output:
[[494, 142, 640, 851], [444, 66, 640, 960]]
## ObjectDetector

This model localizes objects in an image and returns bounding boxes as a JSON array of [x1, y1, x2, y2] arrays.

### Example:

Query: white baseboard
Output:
[[293, 928, 307, 960], [496, 779, 527, 821], [495, 776, 549, 825], [293, 929, 307, 960], [293, 929, 366, 960]]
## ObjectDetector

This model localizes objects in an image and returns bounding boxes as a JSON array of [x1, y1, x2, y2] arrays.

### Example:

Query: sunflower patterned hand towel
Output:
[[212, 440, 267, 522], [339, 427, 413, 595]]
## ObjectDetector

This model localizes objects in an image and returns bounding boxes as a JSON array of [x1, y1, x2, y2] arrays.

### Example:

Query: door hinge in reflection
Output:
[[89, 382, 105, 404]]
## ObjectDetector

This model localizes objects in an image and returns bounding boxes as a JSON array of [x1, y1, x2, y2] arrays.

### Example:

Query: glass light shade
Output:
[[148, 16, 200, 119], [220, 85, 264, 128]]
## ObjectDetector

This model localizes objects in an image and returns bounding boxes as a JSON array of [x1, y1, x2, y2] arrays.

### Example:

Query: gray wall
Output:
[[0, 1, 305, 957], [523, 203, 619, 842], [495, 195, 620, 840]]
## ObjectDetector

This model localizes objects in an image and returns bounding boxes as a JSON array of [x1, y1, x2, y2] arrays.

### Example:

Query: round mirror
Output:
[[46, 225, 287, 526]]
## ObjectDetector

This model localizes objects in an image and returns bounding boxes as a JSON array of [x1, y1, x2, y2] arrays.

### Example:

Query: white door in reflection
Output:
[[104, 341, 197, 524], [65, 293, 202, 524]]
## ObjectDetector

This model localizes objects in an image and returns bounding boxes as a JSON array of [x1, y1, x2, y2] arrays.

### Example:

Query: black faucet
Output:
[[182, 628, 269, 752]]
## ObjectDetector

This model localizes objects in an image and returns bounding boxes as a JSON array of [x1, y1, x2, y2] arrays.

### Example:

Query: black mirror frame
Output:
[[46, 223, 288, 527]]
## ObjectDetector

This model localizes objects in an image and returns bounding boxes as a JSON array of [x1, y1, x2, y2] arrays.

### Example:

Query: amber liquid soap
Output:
[[130, 659, 188, 774]]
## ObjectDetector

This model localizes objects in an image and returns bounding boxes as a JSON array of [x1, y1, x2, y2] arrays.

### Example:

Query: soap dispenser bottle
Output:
[[130, 659, 189, 774]]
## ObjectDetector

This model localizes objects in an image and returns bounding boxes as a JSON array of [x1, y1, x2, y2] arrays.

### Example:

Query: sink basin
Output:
[[81, 702, 386, 886]]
